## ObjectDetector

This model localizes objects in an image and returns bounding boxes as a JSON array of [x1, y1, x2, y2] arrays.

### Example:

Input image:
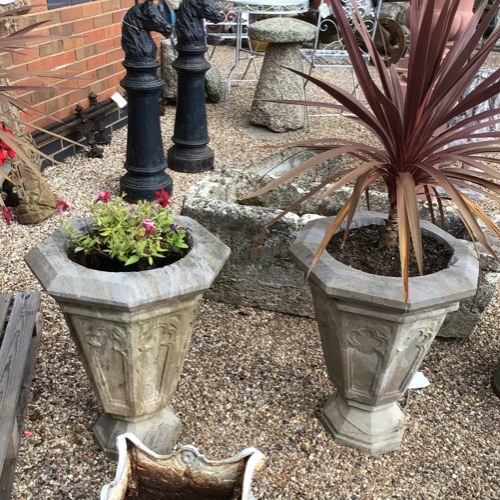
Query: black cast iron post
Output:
[[119, 0, 173, 202], [167, 0, 222, 173]]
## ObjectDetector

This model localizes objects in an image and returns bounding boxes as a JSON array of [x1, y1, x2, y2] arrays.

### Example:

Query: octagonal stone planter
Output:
[[290, 212, 478, 455], [25, 216, 230, 460]]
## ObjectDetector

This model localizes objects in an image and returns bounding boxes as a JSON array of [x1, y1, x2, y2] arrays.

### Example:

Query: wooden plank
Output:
[[0, 295, 12, 345], [0, 329, 42, 500], [0, 292, 41, 499], [15, 312, 42, 443], [0, 458, 16, 500]]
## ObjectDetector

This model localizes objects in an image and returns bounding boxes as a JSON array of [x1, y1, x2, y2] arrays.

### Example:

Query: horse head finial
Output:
[[194, 0, 223, 23], [122, 0, 171, 61], [176, 0, 222, 43]]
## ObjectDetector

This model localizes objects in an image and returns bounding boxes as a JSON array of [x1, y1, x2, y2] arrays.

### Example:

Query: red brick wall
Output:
[[7, 0, 163, 132]]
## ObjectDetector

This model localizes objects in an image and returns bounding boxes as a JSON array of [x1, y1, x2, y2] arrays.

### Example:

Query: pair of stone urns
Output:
[[25, 206, 477, 490]]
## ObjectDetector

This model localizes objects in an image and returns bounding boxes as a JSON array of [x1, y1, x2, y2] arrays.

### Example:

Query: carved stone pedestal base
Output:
[[320, 393, 405, 455], [290, 213, 479, 455], [94, 407, 181, 460]]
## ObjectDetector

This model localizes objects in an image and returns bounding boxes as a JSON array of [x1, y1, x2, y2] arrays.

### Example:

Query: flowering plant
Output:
[[61, 191, 189, 269], [0, 124, 16, 165]]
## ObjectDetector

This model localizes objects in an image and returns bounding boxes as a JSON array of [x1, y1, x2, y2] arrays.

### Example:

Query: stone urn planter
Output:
[[101, 433, 265, 499], [289, 212, 478, 455], [25, 216, 230, 459]]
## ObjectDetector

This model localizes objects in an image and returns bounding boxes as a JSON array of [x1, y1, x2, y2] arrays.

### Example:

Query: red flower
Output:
[[0, 149, 7, 165], [0, 124, 16, 162], [97, 191, 110, 203], [3, 206, 12, 225], [155, 188, 170, 207], [56, 200, 69, 215], [7, 147, 16, 160]]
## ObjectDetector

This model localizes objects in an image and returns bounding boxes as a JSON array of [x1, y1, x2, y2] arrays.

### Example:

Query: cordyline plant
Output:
[[0, 6, 88, 192], [242, 0, 500, 301]]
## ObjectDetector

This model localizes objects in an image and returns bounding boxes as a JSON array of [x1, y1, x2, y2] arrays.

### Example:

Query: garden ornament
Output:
[[101, 432, 266, 500], [167, 0, 223, 173], [120, 0, 174, 202]]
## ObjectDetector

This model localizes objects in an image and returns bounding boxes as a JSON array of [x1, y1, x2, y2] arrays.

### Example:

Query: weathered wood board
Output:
[[0, 293, 43, 500]]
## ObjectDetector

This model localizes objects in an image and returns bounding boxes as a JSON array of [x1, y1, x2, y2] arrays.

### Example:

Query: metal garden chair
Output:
[[300, 0, 382, 129]]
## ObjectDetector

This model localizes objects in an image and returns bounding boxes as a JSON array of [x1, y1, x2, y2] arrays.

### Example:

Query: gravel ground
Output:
[[3, 47, 500, 499]]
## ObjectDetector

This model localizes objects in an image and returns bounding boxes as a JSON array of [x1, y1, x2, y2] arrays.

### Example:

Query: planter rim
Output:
[[100, 432, 265, 500], [24, 215, 231, 311], [289, 211, 479, 313]]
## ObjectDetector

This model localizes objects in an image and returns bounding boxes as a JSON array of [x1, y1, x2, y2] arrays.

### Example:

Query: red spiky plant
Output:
[[0, 6, 85, 184], [242, 0, 500, 300]]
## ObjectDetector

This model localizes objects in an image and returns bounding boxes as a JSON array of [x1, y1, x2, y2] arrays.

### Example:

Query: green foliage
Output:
[[63, 194, 188, 266]]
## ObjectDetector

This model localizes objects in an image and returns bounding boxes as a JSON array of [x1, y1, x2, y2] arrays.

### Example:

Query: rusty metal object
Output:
[[101, 433, 265, 500], [374, 17, 406, 65]]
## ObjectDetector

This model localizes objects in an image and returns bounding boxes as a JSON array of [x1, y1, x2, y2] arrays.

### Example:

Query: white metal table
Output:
[[212, 0, 310, 103]]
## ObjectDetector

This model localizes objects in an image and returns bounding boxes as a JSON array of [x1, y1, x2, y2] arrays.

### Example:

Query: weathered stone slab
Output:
[[182, 150, 345, 317], [161, 39, 178, 102], [205, 62, 222, 103], [182, 150, 468, 319], [439, 270, 499, 339]]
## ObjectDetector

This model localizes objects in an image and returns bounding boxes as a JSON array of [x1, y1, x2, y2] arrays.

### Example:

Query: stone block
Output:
[[379, 2, 409, 26], [182, 150, 347, 317], [161, 38, 178, 102], [249, 19, 316, 133]]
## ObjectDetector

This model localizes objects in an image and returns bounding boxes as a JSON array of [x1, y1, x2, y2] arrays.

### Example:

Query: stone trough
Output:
[[182, 150, 500, 338]]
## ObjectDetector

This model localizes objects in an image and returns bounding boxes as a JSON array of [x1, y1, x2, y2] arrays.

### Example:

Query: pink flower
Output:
[[138, 219, 156, 235], [3, 206, 12, 225], [23, 431, 32, 437], [97, 191, 110, 203], [155, 188, 170, 208], [56, 200, 69, 215]]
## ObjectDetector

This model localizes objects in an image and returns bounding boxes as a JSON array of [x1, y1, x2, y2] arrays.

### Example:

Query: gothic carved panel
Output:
[[384, 320, 440, 398], [65, 295, 202, 416], [345, 324, 393, 399], [72, 318, 130, 408]]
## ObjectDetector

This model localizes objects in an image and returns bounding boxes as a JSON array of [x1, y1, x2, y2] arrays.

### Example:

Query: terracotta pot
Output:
[[405, 0, 474, 42]]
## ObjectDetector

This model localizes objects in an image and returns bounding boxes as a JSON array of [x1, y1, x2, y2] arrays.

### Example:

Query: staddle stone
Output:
[[249, 19, 316, 133], [249, 17, 317, 44]]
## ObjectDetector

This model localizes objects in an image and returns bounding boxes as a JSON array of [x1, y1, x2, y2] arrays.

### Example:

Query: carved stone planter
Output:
[[25, 216, 230, 460], [101, 433, 265, 499], [290, 212, 478, 455]]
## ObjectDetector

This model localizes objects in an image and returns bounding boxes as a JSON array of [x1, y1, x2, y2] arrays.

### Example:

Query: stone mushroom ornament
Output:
[[249, 18, 316, 132]]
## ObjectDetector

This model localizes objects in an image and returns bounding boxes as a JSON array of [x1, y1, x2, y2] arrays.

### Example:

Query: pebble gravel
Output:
[[2, 47, 500, 499]]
